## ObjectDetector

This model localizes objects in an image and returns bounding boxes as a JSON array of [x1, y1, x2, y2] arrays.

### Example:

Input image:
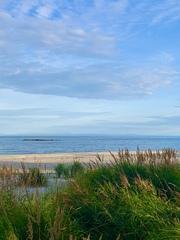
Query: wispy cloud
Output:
[[0, 0, 179, 101], [150, 0, 180, 24], [0, 1, 180, 135], [0, 61, 178, 99]]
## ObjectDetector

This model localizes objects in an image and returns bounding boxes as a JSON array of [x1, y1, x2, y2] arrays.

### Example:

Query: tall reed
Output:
[[0, 148, 180, 239]]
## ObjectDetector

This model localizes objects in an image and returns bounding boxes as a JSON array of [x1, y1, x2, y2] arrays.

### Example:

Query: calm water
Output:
[[0, 135, 180, 155]]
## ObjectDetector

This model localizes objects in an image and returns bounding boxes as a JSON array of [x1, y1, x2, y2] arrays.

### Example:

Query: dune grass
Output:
[[0, 148, 180, 239], [54, 161, 84, 179]]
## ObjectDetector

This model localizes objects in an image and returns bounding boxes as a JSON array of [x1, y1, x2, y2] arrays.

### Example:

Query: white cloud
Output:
[[36, 5, 55, 18], [0, 10, 116, 58], [0, 1, 180, 135], [0, 87, 179, 135], [0, 1, 179, 102], [150, 52, 175, 63], [0, 3, 179, 103], [0, 61, 178, 100]]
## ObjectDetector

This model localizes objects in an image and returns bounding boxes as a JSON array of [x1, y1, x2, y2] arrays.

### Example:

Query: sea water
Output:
[[0, 135, 180, 155]]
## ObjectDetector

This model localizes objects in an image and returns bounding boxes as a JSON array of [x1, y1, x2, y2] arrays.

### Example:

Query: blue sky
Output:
[[0, 0, 180, 135]]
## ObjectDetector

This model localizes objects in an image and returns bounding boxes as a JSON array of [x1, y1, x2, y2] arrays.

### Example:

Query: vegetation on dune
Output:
[[19, 166, 47, 187], [0, 163, 47, 188], [0, 148, 180, 239], [54, 161, 84, 178]]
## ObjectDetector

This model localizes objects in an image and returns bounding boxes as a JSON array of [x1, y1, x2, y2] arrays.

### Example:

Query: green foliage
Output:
[[66, 163, 180, 240], [54, 161, 84, 179], [0, 148, 180, 239], [54, 163, 70, 178], [70, 161, 84, 178]]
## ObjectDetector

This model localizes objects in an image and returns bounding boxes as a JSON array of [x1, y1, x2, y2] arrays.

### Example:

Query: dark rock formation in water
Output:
[[23, 138, 54, 141]]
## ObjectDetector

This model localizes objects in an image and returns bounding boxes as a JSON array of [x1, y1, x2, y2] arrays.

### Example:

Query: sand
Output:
[[0, 151, 179, 172], [0, 152, 118, 171]]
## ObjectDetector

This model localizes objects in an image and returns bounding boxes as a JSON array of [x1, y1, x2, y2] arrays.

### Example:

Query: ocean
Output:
[[0, 135, 180, 155]]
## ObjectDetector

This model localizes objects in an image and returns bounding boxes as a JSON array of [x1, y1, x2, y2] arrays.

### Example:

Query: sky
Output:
[[0, 0, 180, 136]]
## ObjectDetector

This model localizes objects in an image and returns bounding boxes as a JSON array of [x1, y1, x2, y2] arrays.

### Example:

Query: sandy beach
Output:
[[0, 152, 119, 171], [0, 150, 179, 171]]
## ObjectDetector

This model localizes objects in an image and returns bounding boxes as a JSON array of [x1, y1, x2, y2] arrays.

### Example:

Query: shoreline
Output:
[[0, 152, 118, 171], [0, 151, 180, 171]]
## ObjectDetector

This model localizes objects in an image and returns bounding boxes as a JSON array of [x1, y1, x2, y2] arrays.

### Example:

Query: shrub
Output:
[[70, 161, 84, 178], [54, 163, 70, 178], [54, 161, 84, 179]]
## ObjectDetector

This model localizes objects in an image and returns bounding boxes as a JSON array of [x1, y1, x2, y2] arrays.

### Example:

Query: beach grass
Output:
[[0, 148, 180, 239], [54, 161, 84, 179]]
